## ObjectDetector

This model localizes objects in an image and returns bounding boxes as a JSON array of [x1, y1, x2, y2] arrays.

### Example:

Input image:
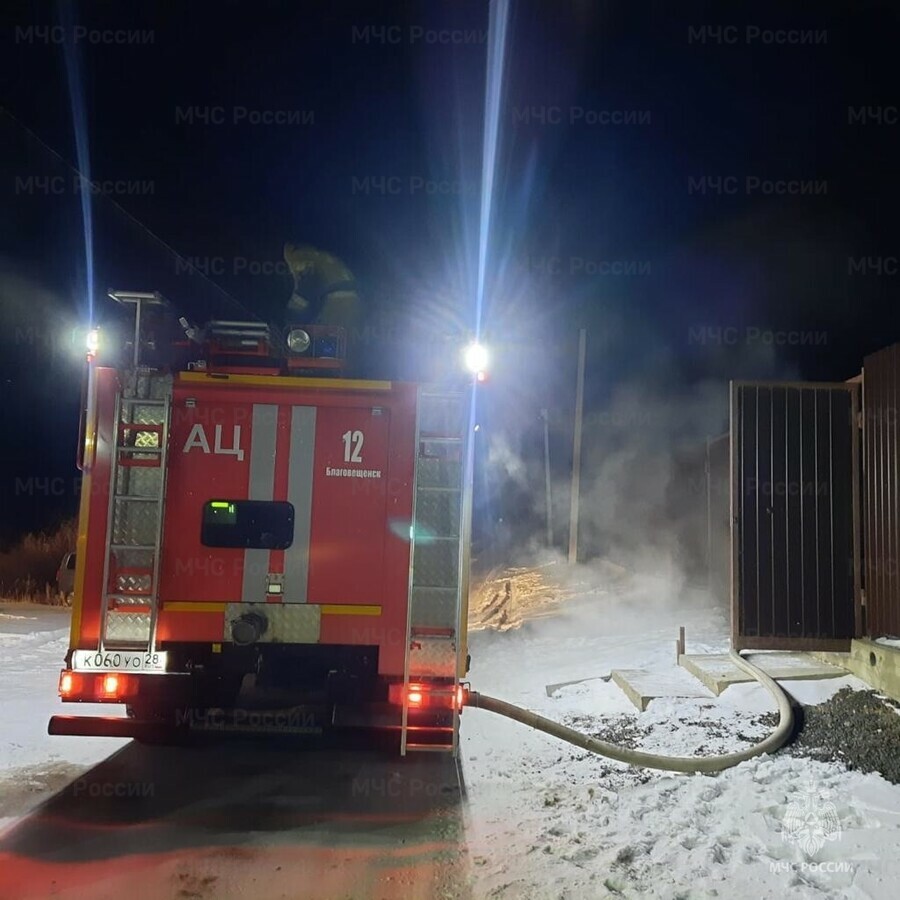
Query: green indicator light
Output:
[[210, 501, 230, 509]]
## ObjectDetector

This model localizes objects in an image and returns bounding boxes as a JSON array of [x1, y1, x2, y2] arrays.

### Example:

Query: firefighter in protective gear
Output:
[[283, 243, 360, 334]]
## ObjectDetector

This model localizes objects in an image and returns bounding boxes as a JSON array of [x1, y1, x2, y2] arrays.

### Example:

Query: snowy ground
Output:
[[460, 580, 900, 899], [0, 604, 127, 830], [2, 586, 900, 898], [0, 606, 465, 900]]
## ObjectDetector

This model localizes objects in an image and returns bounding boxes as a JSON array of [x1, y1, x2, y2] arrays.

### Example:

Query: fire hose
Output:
[[465, 650, 794, 773]]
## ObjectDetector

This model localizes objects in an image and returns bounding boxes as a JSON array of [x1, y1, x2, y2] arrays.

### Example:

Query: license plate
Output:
[[71, 649, 168, 673]]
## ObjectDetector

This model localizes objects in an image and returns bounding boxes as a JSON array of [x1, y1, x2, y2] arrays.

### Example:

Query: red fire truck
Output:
[[51, 291, 475, 754]]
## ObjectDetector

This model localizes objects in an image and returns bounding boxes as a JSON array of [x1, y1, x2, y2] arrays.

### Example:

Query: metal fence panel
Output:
[[731, 382, 858, 650], [864, 343, 900, 638], [708, 433, 730, 605]]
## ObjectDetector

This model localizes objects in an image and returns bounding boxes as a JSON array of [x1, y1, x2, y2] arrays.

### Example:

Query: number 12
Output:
[[342, 430, 364, 462]]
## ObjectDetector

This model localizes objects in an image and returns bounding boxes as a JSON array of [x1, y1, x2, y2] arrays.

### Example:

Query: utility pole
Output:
[[705, 435, 713, 593], [541, 408, 553, 548], [568, 328, 586, 564]]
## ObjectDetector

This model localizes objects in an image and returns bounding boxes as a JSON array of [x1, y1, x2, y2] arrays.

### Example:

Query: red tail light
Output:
[[59, 670, 80, 697], [96, 672, 137, 700], [388, 682, 464, 710], [406, 686, 424, 707], [58, 670, 138, 702], [100, 674, 120, 698]]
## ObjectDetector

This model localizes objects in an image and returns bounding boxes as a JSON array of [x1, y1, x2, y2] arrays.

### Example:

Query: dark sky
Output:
[[1, 0, 899, 544]]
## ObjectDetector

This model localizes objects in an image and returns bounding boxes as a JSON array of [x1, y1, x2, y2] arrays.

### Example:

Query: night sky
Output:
[[2, 0, 899, 547]]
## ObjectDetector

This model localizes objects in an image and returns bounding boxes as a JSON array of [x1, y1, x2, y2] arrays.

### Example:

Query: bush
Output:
[[0, 519, 77, 603]]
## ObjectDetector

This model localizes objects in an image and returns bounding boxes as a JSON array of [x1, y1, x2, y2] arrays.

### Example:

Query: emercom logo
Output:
[[781, 781, 842, 856]]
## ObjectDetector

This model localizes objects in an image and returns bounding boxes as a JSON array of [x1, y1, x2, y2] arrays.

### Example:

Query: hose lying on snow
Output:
[[466, 650, 793, 773]]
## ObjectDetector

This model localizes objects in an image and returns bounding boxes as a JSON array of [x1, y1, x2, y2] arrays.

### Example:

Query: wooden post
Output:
[[541, 408, 553, 548], [706, 436, 713, 593], [568, 328, 586, 564], [676, 626, 685, 662]]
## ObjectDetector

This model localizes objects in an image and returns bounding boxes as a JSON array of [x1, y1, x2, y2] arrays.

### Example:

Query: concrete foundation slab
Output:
[[545, 674, 611, 698], [679, 652, 845, 696], [810, 640, 900, 702], [610, 668, 715, 711]]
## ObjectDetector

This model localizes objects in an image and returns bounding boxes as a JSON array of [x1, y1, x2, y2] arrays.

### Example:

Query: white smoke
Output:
[[480, 334, 803, 612]]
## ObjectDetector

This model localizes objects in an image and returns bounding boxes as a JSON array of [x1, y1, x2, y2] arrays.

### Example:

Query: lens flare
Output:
[[475, 0, 511, 342], [463, 342, 489, 373]]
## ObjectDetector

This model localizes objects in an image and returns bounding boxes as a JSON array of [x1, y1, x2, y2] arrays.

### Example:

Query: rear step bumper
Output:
[[50, 707, 455, 740], [49, 715, 167, 739], [48, 712, 327, 738]]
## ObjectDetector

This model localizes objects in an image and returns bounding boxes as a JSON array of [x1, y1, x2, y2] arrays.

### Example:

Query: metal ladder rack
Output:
[[98, 372, 172, 651], [401, 389, 470, 755]]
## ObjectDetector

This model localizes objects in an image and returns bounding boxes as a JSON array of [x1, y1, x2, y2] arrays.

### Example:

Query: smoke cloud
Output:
[[478, 332, 803, 613]]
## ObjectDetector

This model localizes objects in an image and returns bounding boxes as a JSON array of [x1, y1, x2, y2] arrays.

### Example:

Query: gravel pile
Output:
[[550, 684, 900, 788], [786, 687, 900, 783], [559, 687, 900, 785]]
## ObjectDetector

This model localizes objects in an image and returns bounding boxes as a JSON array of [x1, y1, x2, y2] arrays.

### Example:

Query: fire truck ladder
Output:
[[97, 372, 172, 652], [401, 389, 471, 755]]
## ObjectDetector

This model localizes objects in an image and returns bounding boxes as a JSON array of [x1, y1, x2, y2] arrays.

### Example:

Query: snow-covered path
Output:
[[0, 605, 128, 825], [0, 606, 467, 900], [0, 738, 467, 900], [461, 586, 900, 898], [2, 593, 900, 899]]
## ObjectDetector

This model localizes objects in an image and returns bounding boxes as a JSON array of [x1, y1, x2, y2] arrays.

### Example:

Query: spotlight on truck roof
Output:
[[462, 341, 489, 376], [287, 328, 311, 353], [86, 327, 100, 360]]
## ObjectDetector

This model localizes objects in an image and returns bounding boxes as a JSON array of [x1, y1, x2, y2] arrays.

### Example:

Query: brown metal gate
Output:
[[863, 342, 900, 638], [731, 382, 861, 650]]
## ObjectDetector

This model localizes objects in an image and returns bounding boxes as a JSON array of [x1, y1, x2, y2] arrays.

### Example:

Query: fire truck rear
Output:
[[51, 291, 474, 754]]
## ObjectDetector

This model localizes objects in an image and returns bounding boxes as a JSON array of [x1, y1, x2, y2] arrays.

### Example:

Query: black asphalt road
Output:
[[0, 735, 471, 900]]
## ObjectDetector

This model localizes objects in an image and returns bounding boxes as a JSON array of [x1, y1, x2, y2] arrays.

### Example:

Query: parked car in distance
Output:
[[57, 552, 76, 603]]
